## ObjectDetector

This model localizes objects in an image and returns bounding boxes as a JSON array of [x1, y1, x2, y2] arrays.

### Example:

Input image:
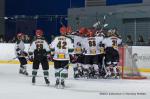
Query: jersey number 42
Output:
[[57, 41, 67, 49]]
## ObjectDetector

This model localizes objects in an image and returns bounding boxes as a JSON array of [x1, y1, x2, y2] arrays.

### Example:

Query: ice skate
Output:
[[73, 68, 79, 78], [55, 78, 60, 88], [19, 69, 24, 74], [60, 79, 65, 89], [83, 69, 89, 79], [19, 68, 28, 76], [32, 76, 36, 85], [23, 70, 29, 76], [44, 77, 50, 86], [74, 73, 79, 79], [104, 73, 111, 79]]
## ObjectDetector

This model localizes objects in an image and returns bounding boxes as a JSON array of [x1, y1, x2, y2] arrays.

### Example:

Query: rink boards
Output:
[[0, 43, 150, 74]]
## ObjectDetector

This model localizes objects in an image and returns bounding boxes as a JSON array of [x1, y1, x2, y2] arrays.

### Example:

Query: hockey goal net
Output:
[[119, 46, 147, 79]]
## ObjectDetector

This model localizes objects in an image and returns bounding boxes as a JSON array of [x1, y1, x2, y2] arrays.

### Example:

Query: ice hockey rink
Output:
[[0, 64, 150, 99]]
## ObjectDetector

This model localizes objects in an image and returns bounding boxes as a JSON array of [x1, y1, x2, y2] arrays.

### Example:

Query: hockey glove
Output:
[[29, 55, 34, 62], [70, 54, 77, 63], [47, 54, 52, 61], [20, 51, 28, 57]]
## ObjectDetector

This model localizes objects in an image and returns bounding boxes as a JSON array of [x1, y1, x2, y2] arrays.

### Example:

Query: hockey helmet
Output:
[[35, 29, 43, 38], [79, 27, 87, 36], [60, 26, 67, 35], [66, 26, 72, 34], [87, 28, 94, 37]]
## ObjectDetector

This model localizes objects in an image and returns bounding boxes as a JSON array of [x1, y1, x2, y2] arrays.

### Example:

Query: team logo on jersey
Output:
[[113, 45, 118, 49], [100, 47, 105, 54], [90, 48, 96, 55], [58, 54, 65, 59], [75, 48, 82, 53]]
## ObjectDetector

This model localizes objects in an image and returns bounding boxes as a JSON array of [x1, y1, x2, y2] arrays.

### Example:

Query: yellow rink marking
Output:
[[0, 60, 54, 65], [0, 60, 150, 72], [120, 66, 150, 73], [0, 60, 74, 67]]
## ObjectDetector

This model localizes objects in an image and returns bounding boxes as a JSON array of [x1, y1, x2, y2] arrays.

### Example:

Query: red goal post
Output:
[[118, 46, 147, 79]]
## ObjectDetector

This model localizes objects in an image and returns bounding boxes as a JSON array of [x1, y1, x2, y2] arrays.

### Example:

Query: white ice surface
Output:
[[0, 64, 150, 99]]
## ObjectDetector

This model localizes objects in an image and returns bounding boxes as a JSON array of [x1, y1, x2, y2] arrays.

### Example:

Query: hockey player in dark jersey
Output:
[[15, 33, 28, 76], [28, 29, 51, 86]]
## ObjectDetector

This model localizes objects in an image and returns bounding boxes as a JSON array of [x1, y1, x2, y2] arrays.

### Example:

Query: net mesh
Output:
[[122, 46, 146, 79]]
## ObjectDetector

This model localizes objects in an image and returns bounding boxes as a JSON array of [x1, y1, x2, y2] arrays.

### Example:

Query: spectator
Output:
[[137, 35, 145, 46], [137, 35, 144, 42], [0, 35, 6, 43], [0, 36, 4, 43], [11, 36, 17, 43], [126, 35, 133, 46], [24, 35, 30, 43], [148, 38, 150, 45], [50, 34, 55, 42]]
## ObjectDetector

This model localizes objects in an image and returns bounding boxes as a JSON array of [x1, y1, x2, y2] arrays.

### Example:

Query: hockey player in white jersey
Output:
[[72, 28, 86, 78], [82, 28, 103, 78], [15, 33, 28, 76], [95, 31, 105, 77], [28, 29, 50, 85], [64, 27, 85, 78], [102, 30, 122, 78], [50, 26, 74, 88]]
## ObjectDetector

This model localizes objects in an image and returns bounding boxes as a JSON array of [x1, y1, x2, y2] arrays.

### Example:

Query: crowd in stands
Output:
[[1, 33, 150, 46], [0, 34, 55, 43], [125, 34, 150, 46], [0, 34, 32, 43], [0, 35, 6, 43]]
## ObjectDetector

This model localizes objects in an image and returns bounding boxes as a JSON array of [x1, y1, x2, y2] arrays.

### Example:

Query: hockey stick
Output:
[[101, 56, 109, 78], [7, 57, 18, 63], [7, 55, 30, 63], [59, 64, 69, 73], [99, 15, 108, 32], [60, 16, 66, 27], [93, 12, 101, 29]]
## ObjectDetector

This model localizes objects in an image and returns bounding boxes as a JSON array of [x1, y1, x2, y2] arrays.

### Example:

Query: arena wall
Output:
[[118, 46, 150, 78], [0, 0, 5, 36], [0, 43, 150, 77], [68, 4, 150, 43]]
